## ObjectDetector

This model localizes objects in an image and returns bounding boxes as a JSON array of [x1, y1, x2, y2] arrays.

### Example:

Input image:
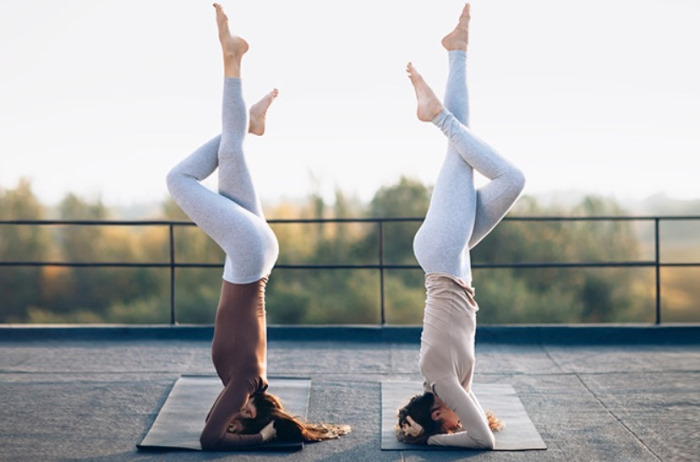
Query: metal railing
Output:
[[2, 216, 699, 325]]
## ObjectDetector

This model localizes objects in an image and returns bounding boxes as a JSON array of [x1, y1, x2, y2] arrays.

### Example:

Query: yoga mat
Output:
[[138, 375, 310, 451], [381, 381, 546, 451]]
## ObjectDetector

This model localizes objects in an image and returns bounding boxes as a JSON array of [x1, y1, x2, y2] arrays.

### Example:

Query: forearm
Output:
[[200, 431, 264, 450], [428, 429, 493, 449], [431, 378, 495, 449]]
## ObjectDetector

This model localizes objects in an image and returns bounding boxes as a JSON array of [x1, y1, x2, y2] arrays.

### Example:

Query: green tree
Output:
[[471, 195, 642, 323], [0, 180, 49, 322], [29, 194, 166, 323], [1, 177, 656, 325], [162, 197, 224, 323], [365, 176, 429, 265]]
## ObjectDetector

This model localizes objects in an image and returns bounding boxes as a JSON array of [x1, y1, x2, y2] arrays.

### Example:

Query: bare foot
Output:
[[248, 88, 279, 136], [441, 3, 470, 51], [406, 63, 444, 122], [213, 3, 248, 77]]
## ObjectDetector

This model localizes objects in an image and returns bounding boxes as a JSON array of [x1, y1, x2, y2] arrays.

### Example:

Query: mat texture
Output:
[[138, 375, 310, 451], [381, 381, 546, 451]]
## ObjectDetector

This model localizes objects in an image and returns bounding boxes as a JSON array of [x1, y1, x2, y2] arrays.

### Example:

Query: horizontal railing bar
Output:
[[3, 261, 698, 269], [2, 216, 699, 326], [0, 262, 180, 268], [500, 215, 700, 222], [3, 215, 700, 227], [0, 220, 190, 226]]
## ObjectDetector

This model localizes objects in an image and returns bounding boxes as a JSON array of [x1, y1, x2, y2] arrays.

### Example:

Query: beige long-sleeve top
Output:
[[418, 273, 495, 449]]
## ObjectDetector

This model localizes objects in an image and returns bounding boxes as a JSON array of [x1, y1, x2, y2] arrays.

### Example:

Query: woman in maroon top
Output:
[[166, 2, 279, 449], [166, 3, 349, 450]]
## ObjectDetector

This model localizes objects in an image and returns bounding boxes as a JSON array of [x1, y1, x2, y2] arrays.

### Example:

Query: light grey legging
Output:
[[413, 50, 526, 283], [166, 78, 279, 284]]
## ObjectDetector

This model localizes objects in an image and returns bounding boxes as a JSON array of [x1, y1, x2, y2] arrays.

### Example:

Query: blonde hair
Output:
[[486, 410, 505, 432]]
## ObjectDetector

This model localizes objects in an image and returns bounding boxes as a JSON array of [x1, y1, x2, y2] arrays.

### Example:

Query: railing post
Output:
[[379, 220, 386, 325], [655, 218, 661, 325], [169, 224, 177, 326]]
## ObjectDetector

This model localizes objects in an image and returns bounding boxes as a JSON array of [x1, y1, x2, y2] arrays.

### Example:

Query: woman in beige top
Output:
[[396, 3, 526, 449]]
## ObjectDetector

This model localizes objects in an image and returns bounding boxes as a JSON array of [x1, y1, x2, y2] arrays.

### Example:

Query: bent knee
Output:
[[245, 230, 279, 275], [508, 167, 526, 196], [165, 168, 184, 195]]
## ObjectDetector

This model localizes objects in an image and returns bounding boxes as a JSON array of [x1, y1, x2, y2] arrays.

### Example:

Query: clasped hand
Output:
[[260, 420, 277, 442], [402, 416, 424, 437]]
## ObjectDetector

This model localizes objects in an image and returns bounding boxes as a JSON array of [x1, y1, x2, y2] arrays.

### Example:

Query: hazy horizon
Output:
[[2, 0, 699, 208]]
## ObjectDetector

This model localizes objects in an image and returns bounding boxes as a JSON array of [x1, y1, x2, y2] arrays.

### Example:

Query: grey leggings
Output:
[[413, 51, 526, 283], [166, 78, 279, 284]]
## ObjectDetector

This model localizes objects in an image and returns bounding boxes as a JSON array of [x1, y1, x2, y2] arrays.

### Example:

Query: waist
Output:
[[424, 272, 478, 314]]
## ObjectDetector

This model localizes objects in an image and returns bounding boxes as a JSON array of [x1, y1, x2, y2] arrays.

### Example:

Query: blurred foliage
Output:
[[0, 177, 697, 324]]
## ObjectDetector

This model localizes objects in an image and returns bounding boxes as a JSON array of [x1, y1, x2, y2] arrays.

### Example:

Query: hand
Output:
[[402, 416, 424, 438], [260, 420, 277, 442]]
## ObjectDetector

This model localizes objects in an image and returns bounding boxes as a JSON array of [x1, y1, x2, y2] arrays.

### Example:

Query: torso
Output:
[[211, 278, 269, 388], [419, 272, 478, 391]]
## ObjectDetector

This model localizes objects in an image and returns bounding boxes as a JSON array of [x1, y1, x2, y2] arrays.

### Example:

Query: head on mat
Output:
[[231, 391, 351, 443], [396, 392, 503, 445]]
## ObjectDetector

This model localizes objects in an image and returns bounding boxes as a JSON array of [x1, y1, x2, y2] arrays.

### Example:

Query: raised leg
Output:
[[214, 3, 263, 217], [217, 78, 263, 217], [442, 3, 470, 125], [440, 3, 526, 248], [412, 4, 475, 280], [166, 151, 278, 283], [249, 88, 279, 136], [408, 61, 524, 281], [432, 107, 526, 249], [166, 4, 278, 284], [214, 3, 248, 79]]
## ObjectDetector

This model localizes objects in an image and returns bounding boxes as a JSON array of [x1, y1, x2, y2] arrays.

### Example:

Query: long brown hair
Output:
[[396, 392, 504, 445], [239, 391, 351, 442]]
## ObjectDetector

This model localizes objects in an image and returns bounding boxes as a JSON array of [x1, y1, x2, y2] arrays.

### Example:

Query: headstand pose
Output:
[[396, 3, 526, 449], [166, 4, 349, 450]]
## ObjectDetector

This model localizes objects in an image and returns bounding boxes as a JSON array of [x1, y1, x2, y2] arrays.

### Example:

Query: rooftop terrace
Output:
[[1, 325, 698, 462]]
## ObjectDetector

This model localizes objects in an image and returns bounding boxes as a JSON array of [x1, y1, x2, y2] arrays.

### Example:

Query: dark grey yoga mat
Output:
[[138, 375, 310, 451], [381, 381, 546, 451]]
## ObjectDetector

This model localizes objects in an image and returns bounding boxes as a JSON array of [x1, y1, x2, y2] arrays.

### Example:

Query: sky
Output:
[[1, 0, 699, 209]]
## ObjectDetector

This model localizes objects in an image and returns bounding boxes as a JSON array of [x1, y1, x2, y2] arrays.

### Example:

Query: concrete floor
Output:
[[0, 325, 698, 462]]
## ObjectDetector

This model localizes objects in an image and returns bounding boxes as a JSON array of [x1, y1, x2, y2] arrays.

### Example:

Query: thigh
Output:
[[414, 154, 476, 275], [173, 179, 273, 258]]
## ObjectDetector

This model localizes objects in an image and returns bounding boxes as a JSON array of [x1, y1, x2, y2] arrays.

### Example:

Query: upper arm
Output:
[[428, 378, 495, 449], [200, 379, 263, 450]]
